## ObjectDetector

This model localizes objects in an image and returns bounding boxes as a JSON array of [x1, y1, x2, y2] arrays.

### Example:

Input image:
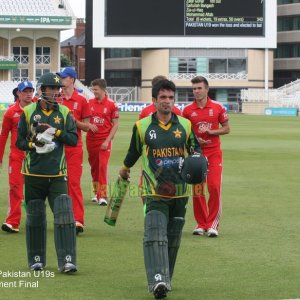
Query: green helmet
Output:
[[37, 73, 64, 89], [181, 154, 208, 184]]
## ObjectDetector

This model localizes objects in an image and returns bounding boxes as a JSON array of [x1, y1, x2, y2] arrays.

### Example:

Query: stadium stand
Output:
[[241, 78, 300, 114]]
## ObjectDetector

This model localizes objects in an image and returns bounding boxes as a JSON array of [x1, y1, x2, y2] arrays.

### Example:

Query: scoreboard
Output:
[[106, 0, 264, 36], [93, 0, 276, 48]]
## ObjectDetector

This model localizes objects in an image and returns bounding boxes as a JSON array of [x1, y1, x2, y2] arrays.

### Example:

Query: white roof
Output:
[[0, 0, 73, 16], [0, 0, 76, 30]]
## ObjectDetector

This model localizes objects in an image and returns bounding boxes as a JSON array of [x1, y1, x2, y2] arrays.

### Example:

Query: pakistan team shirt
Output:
[[16, 101, 78, 177], [123, 113, 201, 198]]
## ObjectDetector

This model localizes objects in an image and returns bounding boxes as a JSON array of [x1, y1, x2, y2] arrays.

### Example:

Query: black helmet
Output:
[[181, 154, 208, 184], [37, 73, 64, 89], [37, 73, 63, 110]]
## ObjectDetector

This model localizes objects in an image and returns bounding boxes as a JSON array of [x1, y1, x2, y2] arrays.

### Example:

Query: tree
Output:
[[60, 54, 74, 67]]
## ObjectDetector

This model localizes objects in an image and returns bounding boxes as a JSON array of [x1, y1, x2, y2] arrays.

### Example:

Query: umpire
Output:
[[16, 73, 78, 273], [119, 80, 203, 299]]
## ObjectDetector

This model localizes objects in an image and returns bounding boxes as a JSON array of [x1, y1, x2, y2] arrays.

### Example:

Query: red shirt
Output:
[[182, 97, 229, 149], [0, 100, 25, 162], [139, 103, 182, 119], [58, 89, 90, 147], [86, 96, 119, 141]]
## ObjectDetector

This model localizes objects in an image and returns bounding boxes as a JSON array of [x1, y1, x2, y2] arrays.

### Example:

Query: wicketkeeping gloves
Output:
[[36, 127, 56, 144], [33, 142, 56, 154]]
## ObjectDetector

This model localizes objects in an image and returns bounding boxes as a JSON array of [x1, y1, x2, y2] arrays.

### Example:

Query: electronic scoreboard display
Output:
[[105, 0, 264, 37], [93, 0, 276, 49]]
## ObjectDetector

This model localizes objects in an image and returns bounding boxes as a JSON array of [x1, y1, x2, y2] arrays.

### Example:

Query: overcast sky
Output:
[[61, 0, 86, 41]]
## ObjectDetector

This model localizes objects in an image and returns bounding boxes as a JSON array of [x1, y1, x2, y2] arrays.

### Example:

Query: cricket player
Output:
[[56, 67, 90, 234], [0, 81, 34, 233], [86, 78, 119, 206], [16, 73, 78, 273], [183, 76, 230, 237], [139, 75, 182, 120], [119, 79, 202, 299]]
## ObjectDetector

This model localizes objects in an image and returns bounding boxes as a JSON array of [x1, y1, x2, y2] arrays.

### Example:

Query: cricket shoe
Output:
[[1, 223, 19, 233], [207, 228, 218, 237], [61, 263, 77, 274], [75, 221, 84, 235], [30, 263, 44, 271], [98, 198, 108, 206], [153, 282, 168, 299], [91, 194, 98, 203], [192, 227, 206, 236]]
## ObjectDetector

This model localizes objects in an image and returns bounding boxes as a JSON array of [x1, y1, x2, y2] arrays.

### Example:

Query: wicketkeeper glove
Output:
[[33, 142, 56, 154], [119, 166, 130, 180], [36, 127, 57, 144]]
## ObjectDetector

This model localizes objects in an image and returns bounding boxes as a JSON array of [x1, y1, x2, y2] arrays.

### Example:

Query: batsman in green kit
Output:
[[16, 73, 78, 273], [119, 80, 203, 299]]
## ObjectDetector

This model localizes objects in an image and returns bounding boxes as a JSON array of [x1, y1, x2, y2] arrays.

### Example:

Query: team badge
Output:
[[53, 115, 62, 124], [209, 109, 214, 116], [73, 102, 78, 110], [173, 128, 182, 138]]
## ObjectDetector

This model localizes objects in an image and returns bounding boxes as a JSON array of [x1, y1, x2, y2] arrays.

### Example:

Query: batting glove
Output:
[[34, 142, 56, 154], [36, 127, 56, 144]]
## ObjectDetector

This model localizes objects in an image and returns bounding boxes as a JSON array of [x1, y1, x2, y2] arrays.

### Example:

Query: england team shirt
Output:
[[86, 96, 119, 141], [0, 100, 25, 162], [183, 97, 229, 149], [139, 102, 182, 119]]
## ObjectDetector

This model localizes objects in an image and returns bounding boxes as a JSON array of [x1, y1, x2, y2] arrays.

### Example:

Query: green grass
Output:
[[1, 113, 300, 299]]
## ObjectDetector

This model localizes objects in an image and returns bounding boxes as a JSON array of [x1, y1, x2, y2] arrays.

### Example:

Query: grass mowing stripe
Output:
[[0, 113, 300, 299]]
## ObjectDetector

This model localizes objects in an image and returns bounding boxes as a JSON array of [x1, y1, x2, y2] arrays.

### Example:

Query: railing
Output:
[[36, 55, 50, 64], [74, 83, 140, 103], [169, 72, 248, 80], [241, 89, 287, 102], [106, 87, 140, 102], [277, 78, 300, 91]]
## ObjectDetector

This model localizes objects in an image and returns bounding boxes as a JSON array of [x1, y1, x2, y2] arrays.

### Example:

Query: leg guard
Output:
[[53, 195, 76, 271], [143, 210, 171, 292], [168, 217, 185, 280], [26, 199, 47, 268]]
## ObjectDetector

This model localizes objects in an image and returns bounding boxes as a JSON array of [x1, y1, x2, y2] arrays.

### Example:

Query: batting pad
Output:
[[143, 210, 171, 292], [53, 195, 76, 270], [26, 199, 47, 267], [167, 217, 185, 280]]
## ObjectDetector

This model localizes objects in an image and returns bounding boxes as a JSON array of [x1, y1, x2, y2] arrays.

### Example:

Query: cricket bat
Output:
[[104, 176, 130, 226]]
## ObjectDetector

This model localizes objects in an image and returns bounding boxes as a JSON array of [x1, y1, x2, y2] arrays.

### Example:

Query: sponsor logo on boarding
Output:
[[155, 157, 181, 167]]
